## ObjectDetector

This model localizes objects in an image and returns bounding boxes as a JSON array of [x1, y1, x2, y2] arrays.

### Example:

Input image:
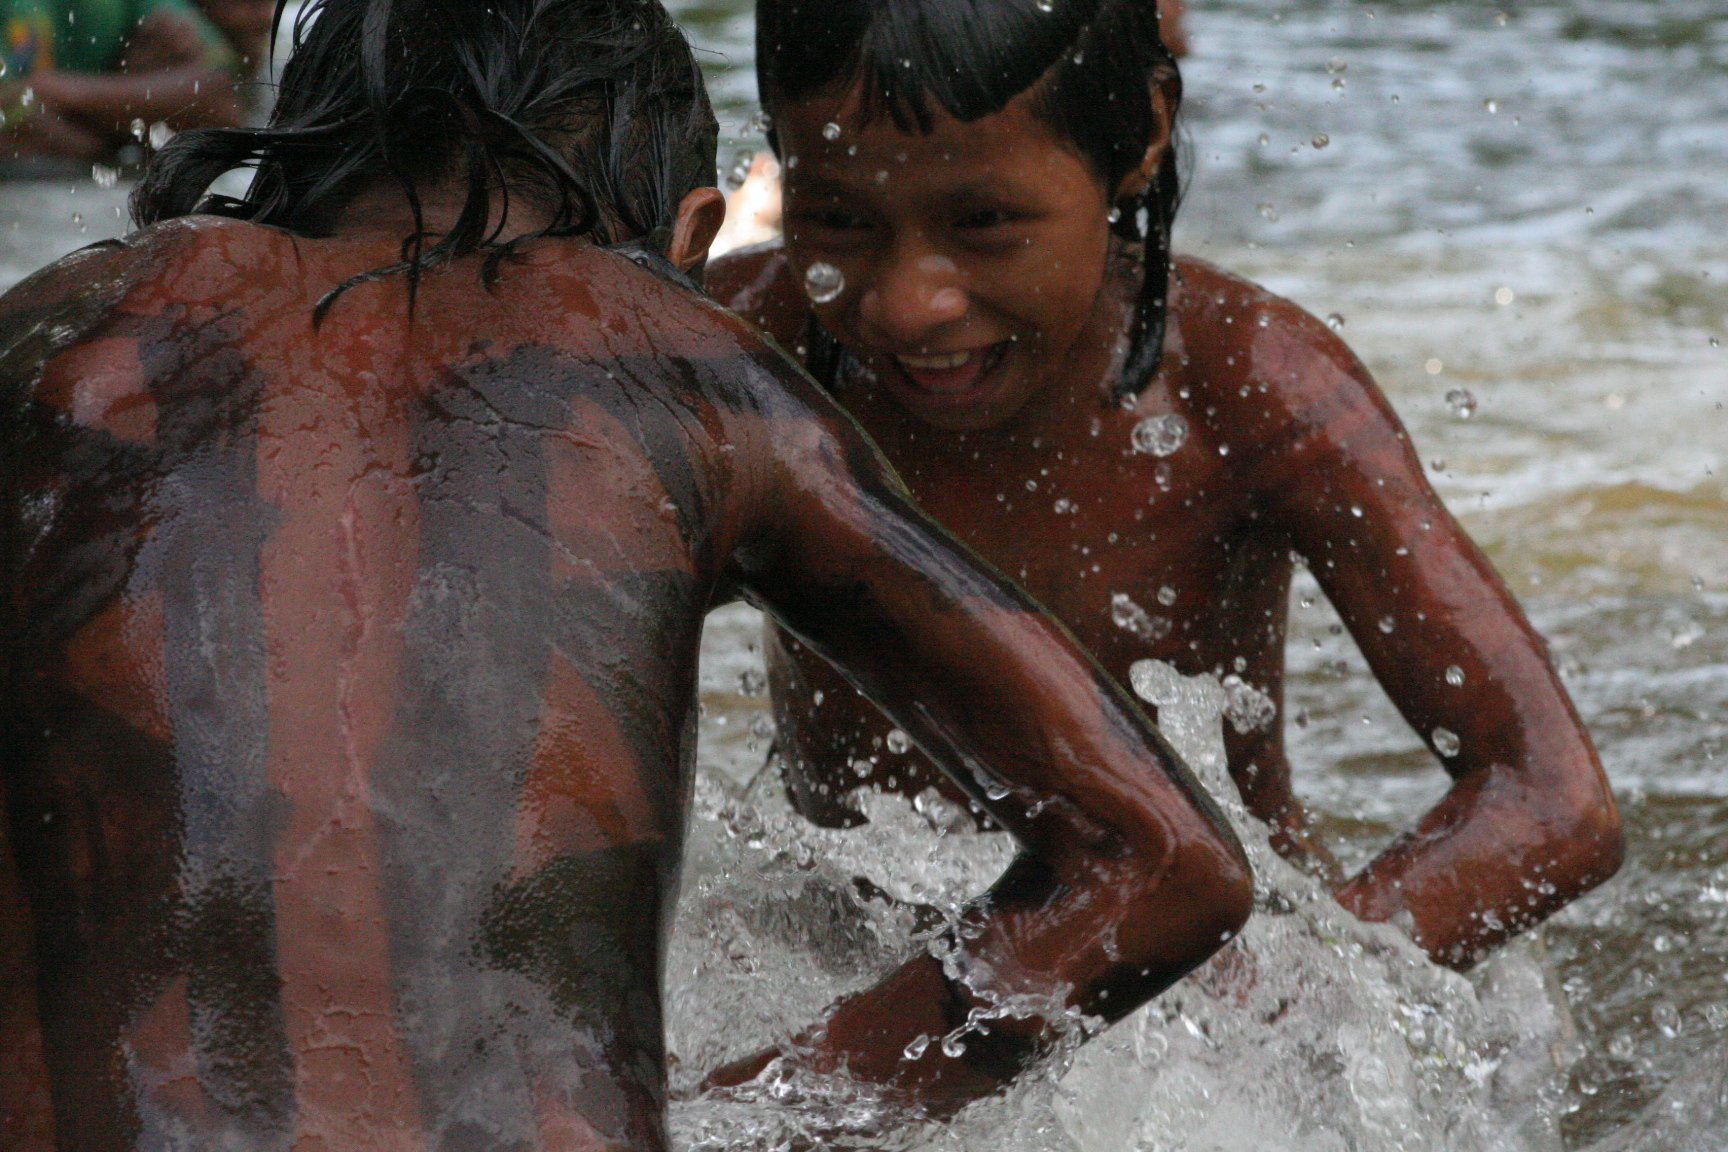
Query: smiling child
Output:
[[710, 0, 1623, 970]]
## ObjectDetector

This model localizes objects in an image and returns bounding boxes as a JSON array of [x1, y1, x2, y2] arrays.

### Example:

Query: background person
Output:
[[709, 0, 1623, 971], [1, 0, 253, 165]]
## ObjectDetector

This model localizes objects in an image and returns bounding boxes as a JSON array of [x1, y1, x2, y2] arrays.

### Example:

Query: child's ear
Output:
[[1113, 84, 1175, 204], [668, 187, 728, 274]]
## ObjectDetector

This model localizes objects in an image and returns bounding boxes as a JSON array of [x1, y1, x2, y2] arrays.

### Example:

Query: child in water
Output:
[[710, 0, 1623, 971], [0, 0, 1251, 1146]]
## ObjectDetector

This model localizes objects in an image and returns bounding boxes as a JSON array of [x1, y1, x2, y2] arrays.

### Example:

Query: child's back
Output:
[[1, 216, 782, 1147], [1, 204, 1251, 1148]]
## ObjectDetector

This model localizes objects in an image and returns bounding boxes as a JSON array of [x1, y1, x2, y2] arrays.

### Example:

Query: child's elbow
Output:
[[1536, 766, 1624, 896], [1132, 821, 1255, 974], [1560, 783, 1625, 890], [1191, 835, 1256, 954]]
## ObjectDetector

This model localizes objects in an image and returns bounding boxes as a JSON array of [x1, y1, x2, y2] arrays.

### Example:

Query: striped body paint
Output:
[[0, 216, 1251, 1150]]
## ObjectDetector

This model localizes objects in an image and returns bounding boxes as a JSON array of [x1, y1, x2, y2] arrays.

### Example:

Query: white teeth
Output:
[[897, 350, 973, 371]]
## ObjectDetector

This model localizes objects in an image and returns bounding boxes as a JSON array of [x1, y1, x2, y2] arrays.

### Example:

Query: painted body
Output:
[[709, 88, 1622, 972], [0, 215, 1249, 1149]]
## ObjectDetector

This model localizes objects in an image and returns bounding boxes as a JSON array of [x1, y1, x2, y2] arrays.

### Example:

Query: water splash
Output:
[[668, 638, 1580, 1151]]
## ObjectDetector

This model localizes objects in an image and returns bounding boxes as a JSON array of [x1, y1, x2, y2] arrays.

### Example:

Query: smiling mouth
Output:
[[889, 342, 1010, 397]]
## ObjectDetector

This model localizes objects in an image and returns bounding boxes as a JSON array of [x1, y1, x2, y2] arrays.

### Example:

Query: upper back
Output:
[[0, 209, 775, 756]]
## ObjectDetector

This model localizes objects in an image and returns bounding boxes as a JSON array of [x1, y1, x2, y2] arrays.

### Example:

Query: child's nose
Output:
[[858, 250, 968, 347]]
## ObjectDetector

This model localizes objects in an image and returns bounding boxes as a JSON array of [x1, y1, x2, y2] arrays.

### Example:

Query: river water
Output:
[[1, 1, 1722, 1149]]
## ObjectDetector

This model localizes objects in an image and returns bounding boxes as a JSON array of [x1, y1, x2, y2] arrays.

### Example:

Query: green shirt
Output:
[[2, 0, 232, 77]]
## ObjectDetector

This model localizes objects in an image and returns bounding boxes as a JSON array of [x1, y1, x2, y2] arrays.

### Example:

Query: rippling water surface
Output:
[[1, 2, 1722, 1148]]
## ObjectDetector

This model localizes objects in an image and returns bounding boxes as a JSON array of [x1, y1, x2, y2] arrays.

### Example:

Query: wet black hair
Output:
[[756, 0, 1182, 401], [132, 0, 718, 317]]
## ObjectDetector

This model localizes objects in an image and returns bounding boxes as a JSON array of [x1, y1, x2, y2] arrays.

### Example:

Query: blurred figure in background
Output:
[[0, 0, 262, 167]]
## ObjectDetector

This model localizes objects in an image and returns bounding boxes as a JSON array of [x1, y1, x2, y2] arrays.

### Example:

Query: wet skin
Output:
[[709, 88, 1624, 971], [0, 213, 1250, 1149]]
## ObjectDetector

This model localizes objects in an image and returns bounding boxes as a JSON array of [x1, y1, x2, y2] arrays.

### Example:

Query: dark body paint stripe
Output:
[[132, 310, 294, 1149], [371, 345, 710, 1151], [4, 308, 295, 1147]]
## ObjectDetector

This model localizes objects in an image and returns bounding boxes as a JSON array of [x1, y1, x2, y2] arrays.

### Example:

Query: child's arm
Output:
[[721, 348, 1253, 1113], [1237, 297, 1623, 969]]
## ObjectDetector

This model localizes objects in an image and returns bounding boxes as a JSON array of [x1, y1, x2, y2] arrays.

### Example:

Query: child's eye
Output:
[[800, 208, 872, 231], [954, 208, 1019, 230]]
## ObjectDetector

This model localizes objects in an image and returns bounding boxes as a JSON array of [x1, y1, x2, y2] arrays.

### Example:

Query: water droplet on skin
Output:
[[1432, 727, 1462, 757], [1446, 388, 1479, 419], [1111, 593, 1172, 643], [1446, 665, 1466, 687], [1325, 312, 1346, 331], [1036, 0, 1054, 11], [804, 261, 844, 304], [1483, 98, 1499, 114], [1107, 206, 1122, 224], [1054, 497, 1075, 515], [1378, 616, 1396, 634], [1312, 133, 1330, 149], [822, 121, 842, 140], [1494, 286, 1515, 306], [1131, 413, 1189, 457], [1157, 585, 1178, 607], [903, 1034, 931, 1060], [886, 729, 912, 755]]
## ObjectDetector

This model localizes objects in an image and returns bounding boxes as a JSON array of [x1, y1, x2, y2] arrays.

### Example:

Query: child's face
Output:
[[778, 86, 1119, 431]]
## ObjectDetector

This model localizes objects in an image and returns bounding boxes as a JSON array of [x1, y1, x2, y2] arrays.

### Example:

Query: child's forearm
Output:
[[1334, 758, 1622, 968], [27, 68, 245, 138]]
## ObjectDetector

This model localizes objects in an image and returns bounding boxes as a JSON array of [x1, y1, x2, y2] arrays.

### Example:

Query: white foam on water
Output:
[[670, 614, 1589, 1151]]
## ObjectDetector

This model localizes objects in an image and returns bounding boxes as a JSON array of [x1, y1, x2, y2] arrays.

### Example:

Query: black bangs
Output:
[[758, 0, 1183, 401], [131, 0, 718, 320], [760, 0, 1093, 133]]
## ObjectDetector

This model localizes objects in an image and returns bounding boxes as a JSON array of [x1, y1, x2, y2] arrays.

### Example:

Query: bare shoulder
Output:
[[0, 217, 279, 414], [704, 240, 808, 350], [2, 217, 279, 339], [1167, 254, 1406, 461]]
